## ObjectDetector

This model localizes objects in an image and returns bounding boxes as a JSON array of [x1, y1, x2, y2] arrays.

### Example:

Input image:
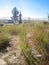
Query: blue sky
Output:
[[0, 0, 49, 18]]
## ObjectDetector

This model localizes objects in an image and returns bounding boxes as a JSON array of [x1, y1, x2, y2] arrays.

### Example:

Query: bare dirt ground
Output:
[[0, 35, 25, 65]]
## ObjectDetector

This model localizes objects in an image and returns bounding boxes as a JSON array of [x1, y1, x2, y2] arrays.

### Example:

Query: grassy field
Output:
[[0, 21, 49, 65]]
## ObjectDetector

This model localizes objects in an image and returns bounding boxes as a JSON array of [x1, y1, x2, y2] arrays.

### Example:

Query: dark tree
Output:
[[12, 7, 19, 24], [19, 12, 22, 23]]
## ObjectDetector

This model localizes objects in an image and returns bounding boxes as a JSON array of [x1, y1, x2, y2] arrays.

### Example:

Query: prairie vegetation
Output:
[[0, 21, 49, 65]]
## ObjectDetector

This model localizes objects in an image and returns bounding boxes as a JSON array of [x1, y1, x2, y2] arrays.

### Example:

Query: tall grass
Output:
[[21, 39, 38, 65]]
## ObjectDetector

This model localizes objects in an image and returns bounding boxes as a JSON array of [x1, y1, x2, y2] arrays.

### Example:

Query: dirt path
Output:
[[2, 35, 21, 58], [0, 35, 25, 65]]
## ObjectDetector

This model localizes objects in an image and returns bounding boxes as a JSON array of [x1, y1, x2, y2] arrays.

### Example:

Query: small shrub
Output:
[[0, 33, 10, 50], [43, 21, 48, 24]]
